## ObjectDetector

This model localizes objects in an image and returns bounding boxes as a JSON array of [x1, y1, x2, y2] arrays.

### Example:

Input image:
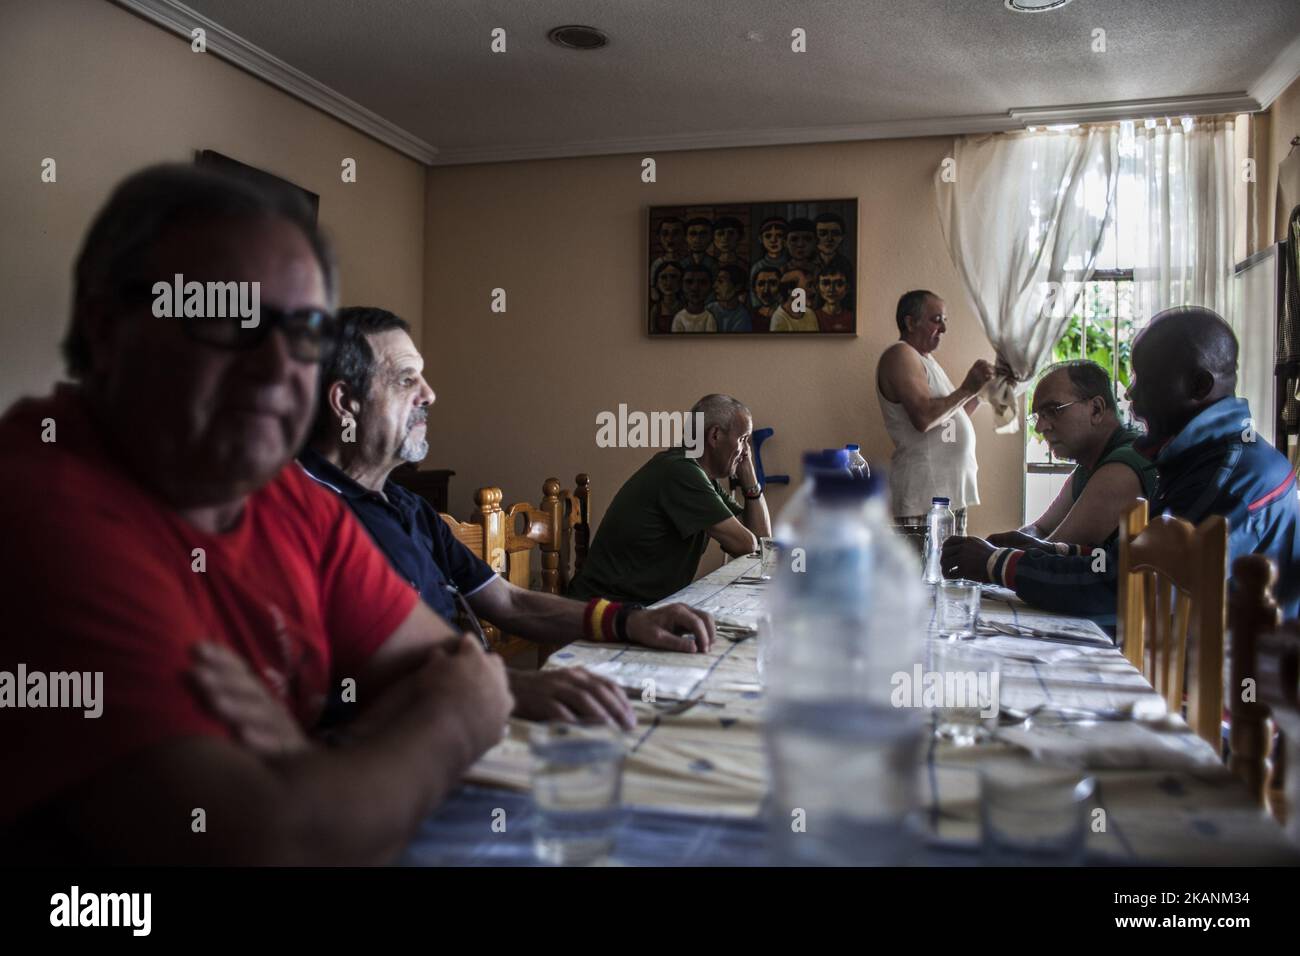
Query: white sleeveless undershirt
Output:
[[877, 345, 980, 517]]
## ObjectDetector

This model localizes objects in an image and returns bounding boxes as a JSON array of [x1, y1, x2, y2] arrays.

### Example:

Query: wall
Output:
[[0, 0, 427, 411], [423, 138, 1025, 572], [1266, 74, 1300, 241]]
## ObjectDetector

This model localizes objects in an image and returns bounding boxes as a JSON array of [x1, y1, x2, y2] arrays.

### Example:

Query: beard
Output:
[[398, 409, 429, 462]]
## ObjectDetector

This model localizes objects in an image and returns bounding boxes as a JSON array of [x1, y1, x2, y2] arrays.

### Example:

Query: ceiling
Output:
[[120, 0, 1300, 165]]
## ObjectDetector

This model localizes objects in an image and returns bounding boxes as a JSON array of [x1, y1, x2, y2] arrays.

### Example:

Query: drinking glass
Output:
[[755, 612, 773, 685], [530, 723, 625, 865], [928, 640, 1000, 746], [981, 767, 1096, 865], [936, 580, 981, 640], [759, 537, 779, 580]]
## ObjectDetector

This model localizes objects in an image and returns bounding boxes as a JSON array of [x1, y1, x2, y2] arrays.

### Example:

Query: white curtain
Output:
[[1115, 116, 1236, 324], [936, 126, 1118, 432]]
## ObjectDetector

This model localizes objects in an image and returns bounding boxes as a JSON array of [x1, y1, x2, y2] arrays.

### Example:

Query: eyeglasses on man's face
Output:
[[114, 281, 337, 363], [1027, 399, 1089, 432], [181, 306, 338, 363]]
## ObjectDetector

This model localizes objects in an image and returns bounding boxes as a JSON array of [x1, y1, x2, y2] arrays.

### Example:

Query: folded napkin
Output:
[[981, 356, 1031, 434], [586, 660, 709, 700]]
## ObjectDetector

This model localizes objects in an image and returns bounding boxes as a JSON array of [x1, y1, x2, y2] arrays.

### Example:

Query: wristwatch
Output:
[[614, 603, 644, 643]]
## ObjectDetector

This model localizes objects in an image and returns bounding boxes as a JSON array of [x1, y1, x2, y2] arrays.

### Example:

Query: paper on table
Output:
[[977, 605, 1113, 646], [998, 718, 1222, 771], [586, 660, 710, 700]]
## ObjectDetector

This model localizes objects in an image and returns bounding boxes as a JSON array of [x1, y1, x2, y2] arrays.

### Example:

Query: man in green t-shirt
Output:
[[987, 360, 1157, 552], [570, 394, 772, 604]]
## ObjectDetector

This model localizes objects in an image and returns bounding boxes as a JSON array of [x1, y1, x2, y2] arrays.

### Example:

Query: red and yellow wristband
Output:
[[584, 597, 622, 643]]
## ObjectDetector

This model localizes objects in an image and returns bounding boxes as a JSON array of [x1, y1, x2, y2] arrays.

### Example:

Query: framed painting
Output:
[[648, 199, 857, 335]]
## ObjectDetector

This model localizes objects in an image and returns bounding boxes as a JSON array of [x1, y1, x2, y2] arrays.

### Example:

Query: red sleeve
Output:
[[0, 484, 231, 823], [302, 476, 420, 681]]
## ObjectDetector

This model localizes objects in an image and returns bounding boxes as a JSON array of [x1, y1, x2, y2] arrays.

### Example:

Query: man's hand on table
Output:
[[627, 604, 715, 654], [940, 535, 997, 584], [508, 668, 636, 731]]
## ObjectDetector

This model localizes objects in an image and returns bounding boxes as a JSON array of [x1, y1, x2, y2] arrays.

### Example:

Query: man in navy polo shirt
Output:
[[300, 307, 717, 729]]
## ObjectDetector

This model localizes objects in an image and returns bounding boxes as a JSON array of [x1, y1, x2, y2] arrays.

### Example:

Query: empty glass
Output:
[[981, 768, 1097, 865], [936, 580, 981, 640], [928, 640, 1000, 746], [755, 612, 773, 685], [530, 723, 625, 865], [759, 537, 779, 580]]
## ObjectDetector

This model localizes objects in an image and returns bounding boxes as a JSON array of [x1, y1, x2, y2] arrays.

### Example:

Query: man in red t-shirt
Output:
[[0, 164, 513, 864]]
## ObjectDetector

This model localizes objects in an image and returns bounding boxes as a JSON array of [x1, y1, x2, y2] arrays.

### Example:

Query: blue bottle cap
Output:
[[802, 449, 851, 474], [932, 496, 951, 506], [812, 470, 884, 501]]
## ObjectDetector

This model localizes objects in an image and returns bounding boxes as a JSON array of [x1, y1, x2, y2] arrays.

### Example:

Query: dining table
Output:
[[400, 555, 1300, 866]]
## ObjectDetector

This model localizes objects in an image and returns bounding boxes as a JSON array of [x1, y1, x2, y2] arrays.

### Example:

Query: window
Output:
[[1019, 114, 1243, 527]]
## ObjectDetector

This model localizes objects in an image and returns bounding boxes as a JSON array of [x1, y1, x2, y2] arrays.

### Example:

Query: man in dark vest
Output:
[[988, 359, 1156, 552]]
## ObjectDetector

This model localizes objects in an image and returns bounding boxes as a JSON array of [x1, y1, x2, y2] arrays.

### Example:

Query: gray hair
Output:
[[1038, 359, 1118, 414], [690, 393, 750, 435]]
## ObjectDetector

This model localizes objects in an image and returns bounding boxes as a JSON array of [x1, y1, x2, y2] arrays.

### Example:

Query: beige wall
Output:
[[1265, 74, 1300, 241], [0, 0, 426, 412], [424, 139, 1024, 572]]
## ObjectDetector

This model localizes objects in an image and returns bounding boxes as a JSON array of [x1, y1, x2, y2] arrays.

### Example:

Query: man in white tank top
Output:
[[876, 290, 995, 554]]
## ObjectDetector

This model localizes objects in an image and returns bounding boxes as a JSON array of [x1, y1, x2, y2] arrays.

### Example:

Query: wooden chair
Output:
[[499, 475, 593, 664], [1227, 555, 1280, 808], [434, 474, 592, 666], [568, 473, 592, 582], [1260, 627, 1300, 835], [1227, 553, 1300, 827], [503, 474, 592, 596], [1116, 498, 1229, 748], [437, 487, 534, 664]]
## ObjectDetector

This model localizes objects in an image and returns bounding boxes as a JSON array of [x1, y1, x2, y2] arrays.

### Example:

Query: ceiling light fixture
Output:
[[1004, 0, 1074, 12], [547, 25, 609, 50]]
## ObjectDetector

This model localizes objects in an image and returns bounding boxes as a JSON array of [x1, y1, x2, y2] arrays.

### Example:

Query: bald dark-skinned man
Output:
[[943, 307, 1300, 626]]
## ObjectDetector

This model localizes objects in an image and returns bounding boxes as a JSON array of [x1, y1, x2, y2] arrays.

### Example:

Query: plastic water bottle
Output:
[[763, 470, 926, 865], [923, 496, 955, 585], [773, 449, 853, 547], [844, 444, 869, 479], [821, 448, 852, 473]]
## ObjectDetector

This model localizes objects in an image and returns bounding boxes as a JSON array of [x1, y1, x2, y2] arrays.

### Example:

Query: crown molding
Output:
[[111, 0, 439, 164], [1250, 32, 1300, 109], [430, 93, 1264, 166], [1010, 92, 1262, 127], [429, 114, 1019, 166]]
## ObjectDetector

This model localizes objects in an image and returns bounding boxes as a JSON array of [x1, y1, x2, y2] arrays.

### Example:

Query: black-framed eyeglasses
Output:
[[181, 305, 338, 363], [1027, 400, 1084, 432]]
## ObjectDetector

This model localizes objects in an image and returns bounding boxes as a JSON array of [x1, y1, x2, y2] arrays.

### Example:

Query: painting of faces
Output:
[[648, 199, 857, 335]]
